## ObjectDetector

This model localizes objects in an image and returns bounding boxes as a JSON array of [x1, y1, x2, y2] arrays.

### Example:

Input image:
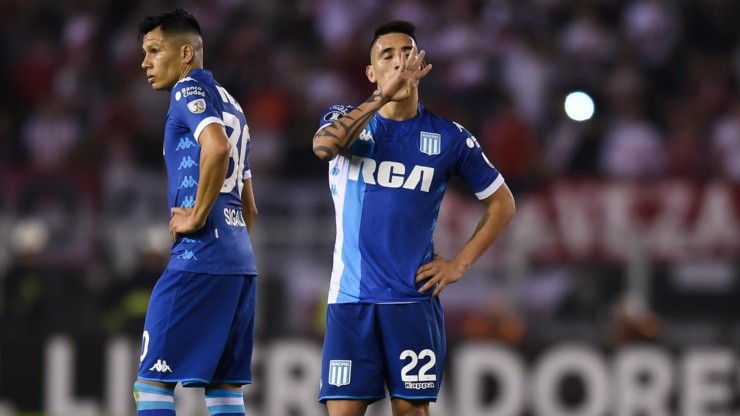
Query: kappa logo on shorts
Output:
[[149, 359, 173, 373], [328, 360, 352, 387]]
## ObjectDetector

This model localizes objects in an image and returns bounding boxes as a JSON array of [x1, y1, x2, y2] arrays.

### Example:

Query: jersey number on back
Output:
[[216, 85, 250, 194]]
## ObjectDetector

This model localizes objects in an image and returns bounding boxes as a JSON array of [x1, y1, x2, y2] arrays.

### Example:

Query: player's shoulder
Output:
[[172, 75, 210, 100], [420, 105, 470, 138]]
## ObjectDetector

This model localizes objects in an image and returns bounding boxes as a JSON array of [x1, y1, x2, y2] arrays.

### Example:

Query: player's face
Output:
[[368, 32, 416, 90], [141, 27, 184, 91]]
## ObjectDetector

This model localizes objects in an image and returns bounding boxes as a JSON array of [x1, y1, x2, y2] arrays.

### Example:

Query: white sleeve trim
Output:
[[316, 123, 332, 134], [475, 174, 505, 200], [243, 169, 252, 180], [194, 117, 225, 144]]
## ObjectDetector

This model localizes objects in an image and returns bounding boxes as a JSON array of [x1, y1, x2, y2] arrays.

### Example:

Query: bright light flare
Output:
[[564, 91, 595, 121]]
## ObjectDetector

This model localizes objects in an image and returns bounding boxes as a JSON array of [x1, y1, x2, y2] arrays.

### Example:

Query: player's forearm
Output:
[[312, 89, 388, 161], [241, 178, 258, 231], [452, 185, 516, 271], [191, 143, 230, 227]]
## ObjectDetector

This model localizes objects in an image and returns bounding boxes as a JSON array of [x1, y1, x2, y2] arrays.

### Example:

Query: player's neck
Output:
[[178, 64, 201, 82], [379, 98, 418, 121]]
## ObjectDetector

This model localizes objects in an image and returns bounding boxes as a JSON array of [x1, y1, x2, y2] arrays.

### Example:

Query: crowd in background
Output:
[[0, 0, 739, 345]]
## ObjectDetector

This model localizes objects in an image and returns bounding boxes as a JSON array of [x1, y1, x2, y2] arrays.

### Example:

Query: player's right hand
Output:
[[380, 47, 432, 103], [169, 207, 205, 241]]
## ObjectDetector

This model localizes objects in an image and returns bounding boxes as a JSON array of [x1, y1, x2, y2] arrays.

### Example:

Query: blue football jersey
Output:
[[318, 104, 504, 303], [163, 68, 256, 275]]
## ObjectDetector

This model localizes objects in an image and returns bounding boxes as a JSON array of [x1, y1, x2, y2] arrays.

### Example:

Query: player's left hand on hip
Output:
[[415, 257, 464, 297]]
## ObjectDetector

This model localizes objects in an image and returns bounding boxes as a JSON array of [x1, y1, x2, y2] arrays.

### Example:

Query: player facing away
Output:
[[312, 20, 516, 416], [135, 9, 258, 416]]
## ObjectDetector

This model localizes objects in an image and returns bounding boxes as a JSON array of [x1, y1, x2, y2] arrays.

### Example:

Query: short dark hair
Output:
[[370, 20, 416, 51], [138, 9, 201, 40]]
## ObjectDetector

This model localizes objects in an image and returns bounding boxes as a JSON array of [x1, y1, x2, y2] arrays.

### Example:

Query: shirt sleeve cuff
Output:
[[475, 175, 505, 200], [194, 117, 225, 143]]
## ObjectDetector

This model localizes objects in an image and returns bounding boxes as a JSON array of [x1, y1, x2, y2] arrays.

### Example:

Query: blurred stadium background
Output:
[[1, 0, 740, 415]]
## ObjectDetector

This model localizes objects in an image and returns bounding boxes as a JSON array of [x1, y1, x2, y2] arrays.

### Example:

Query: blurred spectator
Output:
[[599, 63, 666, 179], [542, 116, 604, 178], [460, 297, 525, 344], [102, 225, 170, 337], [242, 87, 292, 175], [622, 0, 679, 68], [501, 31, 551, 127], [12, 32, 58, 111], [1, 218, 98, 335], [712, 99, 740, 181], [20, 97, 82, 173], [663, 106, 708, 179], [480, 93, 539, 192], [608, 295, 663, 345]]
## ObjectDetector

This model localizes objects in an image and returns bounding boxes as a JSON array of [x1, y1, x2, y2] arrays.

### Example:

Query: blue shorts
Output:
[[137, 268, 256, 387], [319, 298, 445, 403]]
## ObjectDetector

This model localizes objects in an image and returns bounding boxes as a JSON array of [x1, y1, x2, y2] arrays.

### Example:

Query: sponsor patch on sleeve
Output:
[[322, 105, 353, 121], [323, 110, 343, 121], [187, 99, 206, 114]]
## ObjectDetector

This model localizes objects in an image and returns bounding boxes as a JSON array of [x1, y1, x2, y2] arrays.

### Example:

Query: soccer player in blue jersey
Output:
[[134, 9, 257, 416], [313, 20, 516, 416]]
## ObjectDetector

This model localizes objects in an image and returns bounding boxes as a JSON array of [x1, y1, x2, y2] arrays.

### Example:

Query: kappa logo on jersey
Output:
[[176, 137, 198, 151], [187, 98, 207, 114], [178, 156, 198, 169], [176, 250, 198, 260], [420, 131, 441, 155], [328, 360, 352, 387], [358, 130, 374, 143], [348, 156, 434, 192], [149, 359, 173, 373], [179, 175, 198, 189], [180, 195, 195, 208]]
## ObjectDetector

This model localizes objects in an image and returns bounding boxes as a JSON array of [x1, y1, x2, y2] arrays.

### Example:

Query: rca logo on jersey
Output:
[[420, 131, 441, 155], [328, 360, 352, 387], [149, 359, 173, 373], [348, 156, 434, 193], [187, 99, 206, 114]]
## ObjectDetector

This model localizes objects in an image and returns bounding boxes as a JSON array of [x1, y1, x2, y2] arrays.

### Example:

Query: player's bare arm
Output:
[[312, 47, 432, 162], [170, 123, 231, 240], [241, 177, 258, 231], [312, 90, 386, 162], [415, 183, 515, 296]]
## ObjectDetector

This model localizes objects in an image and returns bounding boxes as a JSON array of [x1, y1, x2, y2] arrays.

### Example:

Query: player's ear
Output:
[[366, 65, 376, 83], [181, 44, 194, 64]]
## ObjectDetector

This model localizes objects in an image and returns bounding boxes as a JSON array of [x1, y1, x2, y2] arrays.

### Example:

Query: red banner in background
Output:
[[439, 180, 740, 263]]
